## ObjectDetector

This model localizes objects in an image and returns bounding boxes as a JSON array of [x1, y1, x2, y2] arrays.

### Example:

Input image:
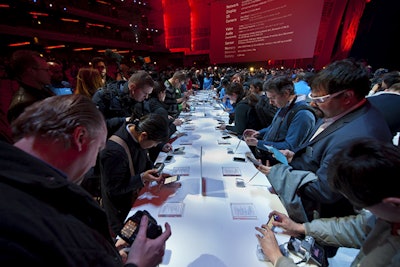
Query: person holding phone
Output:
[[0, 95, 171, 267], [99, 113, 170, 236], [255, 139, 400, 267]]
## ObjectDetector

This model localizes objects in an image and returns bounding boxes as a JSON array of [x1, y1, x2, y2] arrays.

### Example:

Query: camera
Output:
[[119, 210, 162, 245], [287, 236, 327, 266]]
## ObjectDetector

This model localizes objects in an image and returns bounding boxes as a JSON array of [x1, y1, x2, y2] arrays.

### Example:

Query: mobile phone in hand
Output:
[[154, 162, 165, 175]]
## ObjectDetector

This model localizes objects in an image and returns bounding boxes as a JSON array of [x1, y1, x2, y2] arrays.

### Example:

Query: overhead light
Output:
[[73, 47, 93, 51], [96, 0, 112, 5], [87, 23, 105, 28], [29, 12, 49, 17], [0, 4, 10, 8], [61, 18, 79, 23], [45, 45, 66, 49], [8, 42, 31, 47]]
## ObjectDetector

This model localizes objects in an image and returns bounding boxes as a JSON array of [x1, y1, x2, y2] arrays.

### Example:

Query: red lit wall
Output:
[[159, 0, 366, 69]]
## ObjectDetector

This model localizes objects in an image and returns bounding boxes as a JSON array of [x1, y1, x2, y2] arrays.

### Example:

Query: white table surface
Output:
[[126, 91, 299, 267]]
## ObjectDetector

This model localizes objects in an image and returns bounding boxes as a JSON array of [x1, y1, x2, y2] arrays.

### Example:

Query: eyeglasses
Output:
[[308, 90, 347, 103]]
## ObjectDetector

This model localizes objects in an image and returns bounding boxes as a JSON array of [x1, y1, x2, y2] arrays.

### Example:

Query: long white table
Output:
[[127, 91, 291, 267]]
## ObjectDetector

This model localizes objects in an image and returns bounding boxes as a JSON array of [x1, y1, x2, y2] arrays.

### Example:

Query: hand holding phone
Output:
[[153, 162, 165, 175]]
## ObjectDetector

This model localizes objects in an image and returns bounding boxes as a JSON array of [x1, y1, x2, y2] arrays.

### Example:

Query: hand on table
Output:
[[255, 224, 283, 265]]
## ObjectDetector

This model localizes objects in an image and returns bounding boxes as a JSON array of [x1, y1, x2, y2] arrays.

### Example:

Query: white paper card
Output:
[[158, 202, 185, 217], [230, 203, 257, 220]]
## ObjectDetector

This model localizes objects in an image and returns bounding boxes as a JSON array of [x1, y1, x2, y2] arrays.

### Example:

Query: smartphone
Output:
[[154, 162, 165, 175], [119, 210, 162, 245], [245, 152, 261, 166], [164, 175, 180, 184], [267, 215, 278, 230], [235, 178, 245, 187], [173, 147, 185, 154], [164, 155, 173, 163], [233, 157, 246, 162]]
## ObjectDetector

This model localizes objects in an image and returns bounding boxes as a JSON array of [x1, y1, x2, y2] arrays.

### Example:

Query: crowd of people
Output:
[[0, 49, 399, 267]]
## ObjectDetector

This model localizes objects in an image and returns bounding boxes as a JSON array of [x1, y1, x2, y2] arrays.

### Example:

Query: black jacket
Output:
[[0, 141, 122, 266], [99, 124, 153, 235]]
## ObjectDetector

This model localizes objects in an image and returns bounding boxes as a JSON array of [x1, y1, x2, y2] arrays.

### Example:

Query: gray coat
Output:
[[275, 211, 400, 267]]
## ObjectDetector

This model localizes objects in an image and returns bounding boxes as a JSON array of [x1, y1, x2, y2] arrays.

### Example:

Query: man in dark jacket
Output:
[[258, 59, 393, 224], [7, 49, 55, 123], [0, 94, 171, 267], [92, 70, 154, 137]]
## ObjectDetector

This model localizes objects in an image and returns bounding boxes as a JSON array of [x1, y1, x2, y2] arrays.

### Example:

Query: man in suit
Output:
[[367, 80, 400, 137], [258, 59, 393, 224]]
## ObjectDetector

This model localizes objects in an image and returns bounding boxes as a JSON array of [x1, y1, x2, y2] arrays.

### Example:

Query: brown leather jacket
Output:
[[7, 83, 55, 123]]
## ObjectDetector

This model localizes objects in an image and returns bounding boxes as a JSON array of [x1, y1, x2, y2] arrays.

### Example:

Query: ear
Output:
[[72, 126, 88, 152], [139, 131, 148, 142], [383, 197, 400, 206], [343, 89, 355, 99], [129, 83, 136, 95]]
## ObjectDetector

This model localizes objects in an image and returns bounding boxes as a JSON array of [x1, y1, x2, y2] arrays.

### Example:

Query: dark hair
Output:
[[149, 81, 166, 98], [311, 58, 370, 98], [128, 70, 155, 90], [328, 138, 400, 209], [225, 82, 245, 101], [382, 71, 400, 88], [10, 50, 44, 79], [133, 113, 169, 143], [11, 95, 106, 146], [263, 75, 294, 95], [91, 57, 105, 66], [249, 78, 264, 92]]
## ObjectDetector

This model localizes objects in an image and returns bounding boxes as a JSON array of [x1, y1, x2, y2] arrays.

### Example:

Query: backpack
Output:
[[254, 95, 278, 128], [93, 80, 143, 119], [92, 81, 131, 119]]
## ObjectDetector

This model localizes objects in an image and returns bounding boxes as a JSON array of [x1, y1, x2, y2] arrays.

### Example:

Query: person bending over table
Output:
[[100, 113, 170, 236], [256, 59, 392, 224], [255, 138, 400, 267], [0, 94, 171, 267]]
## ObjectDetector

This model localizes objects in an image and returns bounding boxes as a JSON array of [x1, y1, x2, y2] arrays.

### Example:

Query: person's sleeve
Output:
[[275, 256, 298, 267], [305, 210, 374, 248], [164, 87, 177, 105], [226, 104, 248, 135]]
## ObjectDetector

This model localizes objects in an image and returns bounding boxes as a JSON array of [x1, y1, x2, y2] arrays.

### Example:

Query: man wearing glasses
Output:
[[7, 49, 54, 124], [257, 59, 393, 227]]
